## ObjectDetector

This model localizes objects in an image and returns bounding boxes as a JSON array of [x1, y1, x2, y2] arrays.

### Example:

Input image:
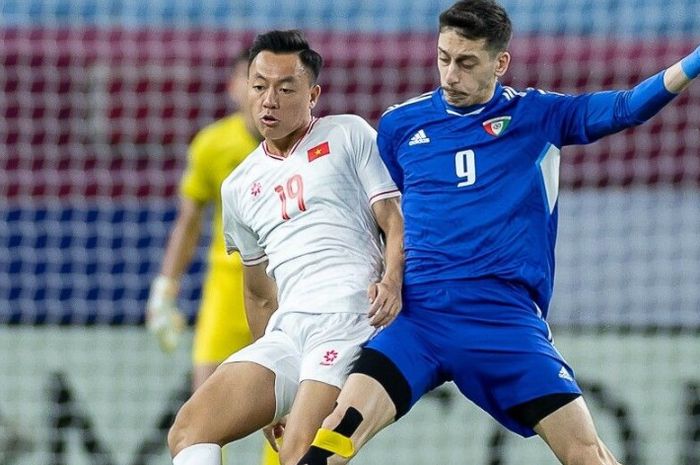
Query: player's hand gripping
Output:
[[367, 277, 402, 328], [262, 415, 286, 452], [146, 275, 186, 353]]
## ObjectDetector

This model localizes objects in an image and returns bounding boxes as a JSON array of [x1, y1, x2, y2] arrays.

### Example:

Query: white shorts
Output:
[[223, 311, 376, 421]]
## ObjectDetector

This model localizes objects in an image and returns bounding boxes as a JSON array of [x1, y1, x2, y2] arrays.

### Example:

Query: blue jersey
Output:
[[378, 80, 674, 315]]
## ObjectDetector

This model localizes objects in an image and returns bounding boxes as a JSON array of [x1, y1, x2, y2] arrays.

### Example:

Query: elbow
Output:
[[245, 292, 277, 312], [614, 92, 643, 127]]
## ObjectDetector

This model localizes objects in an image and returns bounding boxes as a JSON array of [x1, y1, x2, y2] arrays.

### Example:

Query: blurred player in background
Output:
[[167, 29, 404, 465], [297, 1, 700, 465], [145, 49, 280, 465]]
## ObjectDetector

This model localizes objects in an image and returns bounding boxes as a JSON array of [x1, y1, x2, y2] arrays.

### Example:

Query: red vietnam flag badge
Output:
[[307, 141, 330, 162]]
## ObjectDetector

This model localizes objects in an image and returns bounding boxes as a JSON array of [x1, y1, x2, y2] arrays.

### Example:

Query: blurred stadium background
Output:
[[1, 1, 699, 464]]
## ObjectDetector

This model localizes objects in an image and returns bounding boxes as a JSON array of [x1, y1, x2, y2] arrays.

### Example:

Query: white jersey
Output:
[[222, 114, 399, 315]]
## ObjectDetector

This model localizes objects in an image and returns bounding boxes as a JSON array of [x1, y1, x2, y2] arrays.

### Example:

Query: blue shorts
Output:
[[365, 278, 581, 437]]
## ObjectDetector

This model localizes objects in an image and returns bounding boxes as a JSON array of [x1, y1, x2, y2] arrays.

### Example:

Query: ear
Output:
[[309, 84, 322, 109], [495, 51, 511, 78]]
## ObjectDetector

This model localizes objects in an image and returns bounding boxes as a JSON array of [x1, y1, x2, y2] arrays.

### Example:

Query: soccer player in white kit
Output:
[[167, 30, 404, 465]]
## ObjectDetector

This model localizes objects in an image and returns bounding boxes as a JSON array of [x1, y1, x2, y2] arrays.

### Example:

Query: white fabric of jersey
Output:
[[222, 114, 399, 315]]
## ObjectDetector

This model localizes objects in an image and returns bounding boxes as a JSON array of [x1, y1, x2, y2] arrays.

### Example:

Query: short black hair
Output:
[[249, 29, 323, 84], [439, 0, 512, 54]]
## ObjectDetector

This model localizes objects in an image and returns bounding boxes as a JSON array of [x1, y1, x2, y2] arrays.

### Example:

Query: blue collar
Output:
[[436, 83, 503, 116]]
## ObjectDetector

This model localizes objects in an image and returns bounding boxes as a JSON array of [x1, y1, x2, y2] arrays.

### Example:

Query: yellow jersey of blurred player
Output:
[[146, 50, 279, 465]]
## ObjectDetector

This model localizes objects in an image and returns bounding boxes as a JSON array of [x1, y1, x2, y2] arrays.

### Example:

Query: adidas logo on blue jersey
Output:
[[408, 129, 430, 146], [558, 366, 573, 381]]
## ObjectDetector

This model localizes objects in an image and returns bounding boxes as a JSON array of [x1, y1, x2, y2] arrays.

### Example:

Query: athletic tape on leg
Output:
[[297, 407, 363, 465], [310, 406, 363, 458], [310, 429, 354, 458]]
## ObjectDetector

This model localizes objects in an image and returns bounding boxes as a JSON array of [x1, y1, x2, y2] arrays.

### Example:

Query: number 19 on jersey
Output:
[[275, 174, 307, 220]]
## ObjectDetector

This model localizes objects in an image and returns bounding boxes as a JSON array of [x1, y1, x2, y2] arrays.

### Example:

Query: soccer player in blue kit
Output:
[[292, 1, 700, 465]]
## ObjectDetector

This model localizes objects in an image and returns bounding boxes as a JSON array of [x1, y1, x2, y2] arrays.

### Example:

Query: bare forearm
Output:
[[160, 199, 204, 279], [367, 197, 404, 328], [242, 262, 278, 340], [664, 62, 694, 94], [244, 292, 278, 340], [372, 197, 404, 286], [380, 217, 404, 287]]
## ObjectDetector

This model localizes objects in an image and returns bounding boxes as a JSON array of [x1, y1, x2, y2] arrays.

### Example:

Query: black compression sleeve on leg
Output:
[[351, 348, 412, 419], [507, 393, 582, 428]]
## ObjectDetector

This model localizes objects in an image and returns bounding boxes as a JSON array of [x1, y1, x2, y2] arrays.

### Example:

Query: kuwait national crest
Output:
[[482, 116, 511, 136]]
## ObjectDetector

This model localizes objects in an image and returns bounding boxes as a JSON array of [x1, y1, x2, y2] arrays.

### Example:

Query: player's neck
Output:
[[264, 117, 315, 158], [442, 82, 500, 114]]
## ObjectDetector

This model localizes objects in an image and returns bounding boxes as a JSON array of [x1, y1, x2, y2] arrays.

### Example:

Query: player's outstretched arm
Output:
[[367, 197, 404, 328], [146, 197, 204, 352], [665, 44, 700, 93], [242, 260, 278, 340], [584, 45, 700, 141]]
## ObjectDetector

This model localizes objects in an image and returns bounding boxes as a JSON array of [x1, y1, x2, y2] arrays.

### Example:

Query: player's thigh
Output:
[[279, 380, 341, 464], [193, 266, 252, 364], [534, 396, 618, 465], [171, 360, 276, 450], [361, 310, 443, 416], [225, 328, 303, 423]]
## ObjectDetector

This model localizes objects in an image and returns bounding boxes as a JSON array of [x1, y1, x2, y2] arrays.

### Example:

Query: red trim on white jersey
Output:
[[262, 144, 286, 160], [227, 247, 268, 265], [369, 189, 401, 205], [241, 253, 268, 266], [262, 117, 319, 161]]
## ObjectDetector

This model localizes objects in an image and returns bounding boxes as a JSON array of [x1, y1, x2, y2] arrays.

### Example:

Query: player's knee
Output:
[[167, 416, 186, 456], [167, 402, 198, 456]]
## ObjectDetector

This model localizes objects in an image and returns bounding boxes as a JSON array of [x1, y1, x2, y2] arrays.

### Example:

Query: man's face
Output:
[[437, 28, 509, 107], [247, 51, 319, 141]]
